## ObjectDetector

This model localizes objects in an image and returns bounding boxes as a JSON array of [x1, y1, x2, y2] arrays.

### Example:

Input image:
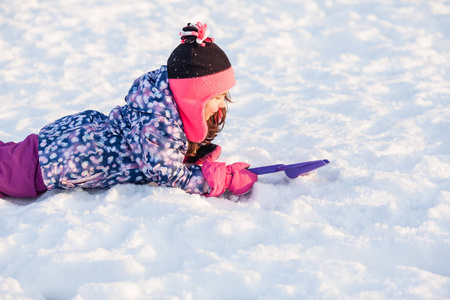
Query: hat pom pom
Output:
[[179, 22, 214, 47]]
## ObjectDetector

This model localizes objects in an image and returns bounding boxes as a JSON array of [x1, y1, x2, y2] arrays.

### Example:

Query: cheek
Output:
[[207, 101, 218, 112], [205, 103, 213, 113], [204, 102, 216, 117]]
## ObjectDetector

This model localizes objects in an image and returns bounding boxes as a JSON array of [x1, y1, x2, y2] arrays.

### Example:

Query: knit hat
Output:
[[167, 22, 236, 143]]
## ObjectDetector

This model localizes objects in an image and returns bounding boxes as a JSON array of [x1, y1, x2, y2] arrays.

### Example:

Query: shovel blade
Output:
[[248, 160, 330, 178], [284, 159, 330, 178]]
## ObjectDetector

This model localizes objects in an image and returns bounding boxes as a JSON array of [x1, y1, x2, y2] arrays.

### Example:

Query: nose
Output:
[[218, 99, 226, 109]]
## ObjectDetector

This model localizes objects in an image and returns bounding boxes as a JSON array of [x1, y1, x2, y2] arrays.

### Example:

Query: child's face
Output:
[[204, 91, 228, 120]]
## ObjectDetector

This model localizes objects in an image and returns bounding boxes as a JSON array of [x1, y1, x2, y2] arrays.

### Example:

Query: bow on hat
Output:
[[180, 22, 214, 46]]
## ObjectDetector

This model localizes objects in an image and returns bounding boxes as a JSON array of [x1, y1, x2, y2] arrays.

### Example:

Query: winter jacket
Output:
[[37, 66, 205, 194]]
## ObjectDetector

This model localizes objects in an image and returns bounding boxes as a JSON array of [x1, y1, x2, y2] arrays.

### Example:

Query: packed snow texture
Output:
[[1, 0, 450, 299]]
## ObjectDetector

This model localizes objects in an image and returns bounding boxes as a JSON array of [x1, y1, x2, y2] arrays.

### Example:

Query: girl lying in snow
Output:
[[0, 22, 258, 199]]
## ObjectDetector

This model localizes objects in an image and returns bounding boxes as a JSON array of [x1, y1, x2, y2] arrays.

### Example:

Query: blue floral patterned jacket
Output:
[[37, 66, 205, 194]]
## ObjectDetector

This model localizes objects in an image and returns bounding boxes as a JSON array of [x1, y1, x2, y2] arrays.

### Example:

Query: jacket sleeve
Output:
[[127, 114, 205, 194]]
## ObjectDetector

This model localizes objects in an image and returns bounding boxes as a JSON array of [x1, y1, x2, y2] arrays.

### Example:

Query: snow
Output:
[[1, 0, 450, 299]]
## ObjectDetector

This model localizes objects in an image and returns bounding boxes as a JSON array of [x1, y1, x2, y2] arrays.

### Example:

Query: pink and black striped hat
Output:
[[167, 22, 236, 143]]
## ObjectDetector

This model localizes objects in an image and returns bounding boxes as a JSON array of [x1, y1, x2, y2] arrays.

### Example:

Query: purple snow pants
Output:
[[0, 134, 47, 198]]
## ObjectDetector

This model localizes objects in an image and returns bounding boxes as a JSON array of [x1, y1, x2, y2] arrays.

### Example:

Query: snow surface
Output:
[[1, 0, 450, 299]]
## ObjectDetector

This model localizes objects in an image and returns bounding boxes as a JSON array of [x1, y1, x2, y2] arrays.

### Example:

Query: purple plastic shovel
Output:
[[248, 159, 330, 179]]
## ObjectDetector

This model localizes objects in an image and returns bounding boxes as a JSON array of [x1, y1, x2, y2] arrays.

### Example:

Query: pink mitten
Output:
[[202, 161, 258, 197]]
